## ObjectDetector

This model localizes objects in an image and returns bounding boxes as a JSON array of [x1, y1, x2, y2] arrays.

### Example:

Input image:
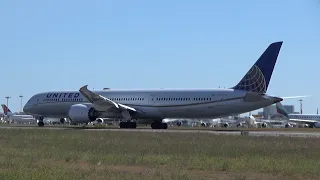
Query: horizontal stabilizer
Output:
[[281, 95, 310, 99]]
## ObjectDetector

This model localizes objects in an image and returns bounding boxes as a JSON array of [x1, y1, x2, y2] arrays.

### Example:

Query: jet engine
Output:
[[261, 123, 267, 128], [96, 118, 104, 124], [59, 118, 66, 124], [237, 122, 243, 127], [68, 104, 96, 124], [285, 123, 294, 128], [223, 123, 229, 128], [201, 122, 207, 127], [176, 121, 182, 126], [314, 122, 320, 128]]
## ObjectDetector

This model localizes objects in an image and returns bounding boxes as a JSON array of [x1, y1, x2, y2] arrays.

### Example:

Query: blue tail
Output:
[[231, 41, 283, 93]]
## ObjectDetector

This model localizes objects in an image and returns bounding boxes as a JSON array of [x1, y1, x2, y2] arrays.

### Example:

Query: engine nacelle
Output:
[[59, 118, 66, 124], [285, 123, 294, 128], [223, 123, 229, 128], [176, 121, 182, 126], [261, 123, 267, 128], [68, 104, 94, 124], [201, 122, 207, 127], [314, 122, 320, 128], [96, 118, 104, 124], [237, 123, 243, 127]]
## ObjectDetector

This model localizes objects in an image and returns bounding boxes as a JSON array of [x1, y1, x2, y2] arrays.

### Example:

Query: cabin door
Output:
[[149, 94, 156, 105]]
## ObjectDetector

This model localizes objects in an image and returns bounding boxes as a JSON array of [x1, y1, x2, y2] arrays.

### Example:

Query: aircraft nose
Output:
[[23, 104, 31, 113]]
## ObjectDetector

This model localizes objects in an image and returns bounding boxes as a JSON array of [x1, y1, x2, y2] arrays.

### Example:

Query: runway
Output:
[[1, 125, 320, 138], [84, 128, 320, 138]]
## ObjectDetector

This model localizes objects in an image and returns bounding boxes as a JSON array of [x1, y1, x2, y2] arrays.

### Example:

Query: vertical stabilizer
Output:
[[276, 102, 289, 118], [232, 41, 283, 93], [1, 104, 13, 116]]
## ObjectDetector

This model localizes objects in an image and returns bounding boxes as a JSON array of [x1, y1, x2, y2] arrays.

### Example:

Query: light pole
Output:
[[4, 96, 11, 114], [19, 95, 23, 113], [299, 99, 303, 114]]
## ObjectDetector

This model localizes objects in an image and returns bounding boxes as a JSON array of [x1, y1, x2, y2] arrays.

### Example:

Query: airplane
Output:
[[276, 102, 320, 128], [1, 104, 35, 123], [197, 118, 240, 128], [163, 117, 237, 128], [241, 115, 269, 128], [23, 41, 285, 129]]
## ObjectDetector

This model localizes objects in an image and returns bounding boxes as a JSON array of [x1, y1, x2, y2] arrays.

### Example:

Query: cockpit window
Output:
[[27, 98, 32, 104]]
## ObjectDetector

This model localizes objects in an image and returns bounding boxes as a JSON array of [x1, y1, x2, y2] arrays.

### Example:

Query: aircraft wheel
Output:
[[162, 123, 168, 129], [130, 121, 137, 129], [151, 121, 164, 129], [151, 122, 155, 129], [37, 121, 44, 127], [119, 122, 126, 128]]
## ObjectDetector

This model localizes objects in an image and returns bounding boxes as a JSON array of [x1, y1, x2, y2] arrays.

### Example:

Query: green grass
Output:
[[0, 129, 319, 180]]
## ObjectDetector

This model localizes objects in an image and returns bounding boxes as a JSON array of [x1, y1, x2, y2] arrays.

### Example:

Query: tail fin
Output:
[[276, 102, 289, 118], [232, 41, 283, 93], [1, 104, 12, 115]]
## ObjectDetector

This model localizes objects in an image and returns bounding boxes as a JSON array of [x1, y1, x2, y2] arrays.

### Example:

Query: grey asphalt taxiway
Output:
[[1, 125, 320, 138]]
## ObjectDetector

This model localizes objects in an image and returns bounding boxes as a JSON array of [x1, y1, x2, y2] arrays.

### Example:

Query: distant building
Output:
[[283, 105, 294, 114], [262, 104, 295, 119], [263, 105, 277, 119]]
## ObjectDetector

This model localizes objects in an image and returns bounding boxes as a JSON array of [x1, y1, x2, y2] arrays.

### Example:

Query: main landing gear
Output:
[[118, 120, 168, 129], [37, 117, 44, 127], [151, 121, 168, 129], [119, 121, 137, 128], [90, 107, 169, 130]]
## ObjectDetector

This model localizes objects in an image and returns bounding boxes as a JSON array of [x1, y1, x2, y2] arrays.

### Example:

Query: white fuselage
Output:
[[23, 88, 279, 121], [286, 114, 320, 128], [288, 114, 320, 121], [5, 114, 35, 123]]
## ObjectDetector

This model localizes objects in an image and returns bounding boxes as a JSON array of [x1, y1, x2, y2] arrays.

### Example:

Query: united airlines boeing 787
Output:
[[23, 41, 284, 129]]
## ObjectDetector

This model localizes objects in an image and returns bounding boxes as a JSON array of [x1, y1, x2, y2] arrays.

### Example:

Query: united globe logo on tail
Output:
[[231, 41, 283, 94], [233, 65, 267, 93]]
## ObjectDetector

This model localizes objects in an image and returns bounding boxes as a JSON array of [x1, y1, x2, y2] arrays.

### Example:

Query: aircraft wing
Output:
[[79, 85, 137, 113], [286, 118, 320, 127], [288, 119, 318, 123]]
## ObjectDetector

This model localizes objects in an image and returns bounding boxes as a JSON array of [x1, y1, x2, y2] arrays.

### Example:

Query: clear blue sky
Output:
[[0, 0, 319, 114]]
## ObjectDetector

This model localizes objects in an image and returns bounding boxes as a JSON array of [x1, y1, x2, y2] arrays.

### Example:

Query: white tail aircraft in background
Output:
[[1, 104, 35, 123], [24, 41, 286, 129]]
